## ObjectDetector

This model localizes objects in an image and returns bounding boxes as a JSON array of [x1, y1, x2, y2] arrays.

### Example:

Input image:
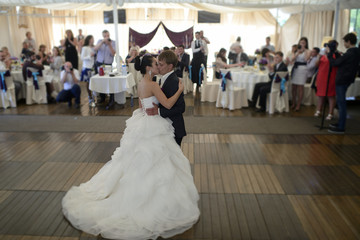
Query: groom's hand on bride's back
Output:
[[145, 103, 159, 116]]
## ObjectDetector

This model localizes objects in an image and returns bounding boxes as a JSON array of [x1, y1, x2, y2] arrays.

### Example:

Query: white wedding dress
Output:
[[62, 96, 200, 240]]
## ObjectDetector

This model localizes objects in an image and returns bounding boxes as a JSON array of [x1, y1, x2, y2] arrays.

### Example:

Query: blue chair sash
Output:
[[199, 66, 204, 85], [0, 71, 10, 92], [274, 73, 289, 96], [27, 69, 43, 90], [188, 65, 192, 80], [221, 71, 232, 92]]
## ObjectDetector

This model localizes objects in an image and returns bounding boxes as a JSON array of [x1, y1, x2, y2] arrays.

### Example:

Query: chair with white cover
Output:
[[0, 70, 17, 109], [302, 72, 317, 106], [267, 71, 289, 114], [180, 69, 193, 94], [215, 69, 247, 110], [26, 67, 47, 105], [201, 64, 220, 102]]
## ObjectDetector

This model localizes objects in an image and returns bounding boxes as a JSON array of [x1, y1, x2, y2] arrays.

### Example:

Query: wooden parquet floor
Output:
[[1, 132, 360, 240]]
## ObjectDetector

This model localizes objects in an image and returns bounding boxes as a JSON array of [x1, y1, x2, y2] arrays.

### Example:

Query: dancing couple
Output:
[[62, 50, 200, 240]]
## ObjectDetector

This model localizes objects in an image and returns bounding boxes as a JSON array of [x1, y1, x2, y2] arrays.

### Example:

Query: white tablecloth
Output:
[[222, 68, 269, 100], [89, 73, 136, 104], [347, 77, 360, 98]]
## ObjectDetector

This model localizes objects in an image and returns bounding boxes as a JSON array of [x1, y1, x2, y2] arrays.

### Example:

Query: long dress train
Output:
[[62, 96, 200, 240]]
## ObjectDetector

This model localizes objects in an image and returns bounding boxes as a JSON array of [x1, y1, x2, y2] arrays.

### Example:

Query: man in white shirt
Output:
[[24, 32, 36, 52], [200, 30, 210, 71], [307, 47, 320, 81], [57, 62, 81, 108], [190, 32, 205, 87], [261, 36, 275, 53]]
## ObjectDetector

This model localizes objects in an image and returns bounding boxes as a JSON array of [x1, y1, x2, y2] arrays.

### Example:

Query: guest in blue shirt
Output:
[[94, 30, 116, 105]]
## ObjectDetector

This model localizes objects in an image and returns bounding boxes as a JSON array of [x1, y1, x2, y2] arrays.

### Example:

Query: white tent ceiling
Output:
[[0, 0, 359, 14]]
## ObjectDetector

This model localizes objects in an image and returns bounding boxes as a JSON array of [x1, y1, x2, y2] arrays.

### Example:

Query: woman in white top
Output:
[[80, 35, 95, 104], [215, 48, 242, 79], [291, 37, 311, 111], [49, 47, 64, 94]]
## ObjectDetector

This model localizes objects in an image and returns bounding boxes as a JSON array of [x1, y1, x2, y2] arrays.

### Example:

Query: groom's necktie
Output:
[[159, 78, 161, 86]]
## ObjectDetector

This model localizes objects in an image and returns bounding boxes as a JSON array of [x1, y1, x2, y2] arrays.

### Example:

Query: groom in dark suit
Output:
[[249, 51, 288, 112], [146, 50, 186, 146]]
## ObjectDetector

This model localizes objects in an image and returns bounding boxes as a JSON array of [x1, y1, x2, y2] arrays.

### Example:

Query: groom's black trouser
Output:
[[175, 137, 183, 146]]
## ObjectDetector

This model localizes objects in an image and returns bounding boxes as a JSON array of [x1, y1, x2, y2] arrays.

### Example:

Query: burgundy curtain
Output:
[[128, 22, 193, 49], [129, 23, 162, 48], [162, 23, 193, 49]]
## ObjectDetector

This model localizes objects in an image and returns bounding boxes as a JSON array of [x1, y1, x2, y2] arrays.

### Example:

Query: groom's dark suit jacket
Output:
[[159, 72, 186, 139]]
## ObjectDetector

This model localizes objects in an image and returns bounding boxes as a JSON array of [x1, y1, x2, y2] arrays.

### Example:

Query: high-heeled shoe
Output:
[[314, 110, 321, 117], [326, 114, 333, 120]]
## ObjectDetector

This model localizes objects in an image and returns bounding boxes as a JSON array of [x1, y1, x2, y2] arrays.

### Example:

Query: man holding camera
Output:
[[327, 33, 360, 134], [94, 30, 116, 105], [57, 62, 81, 108]]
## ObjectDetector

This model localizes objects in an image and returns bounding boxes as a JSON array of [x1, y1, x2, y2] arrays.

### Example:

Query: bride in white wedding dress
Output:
[[62, 54, 200, 240]]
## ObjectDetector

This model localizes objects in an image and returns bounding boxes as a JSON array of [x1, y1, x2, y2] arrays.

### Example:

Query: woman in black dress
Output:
[[64, 30, 78, 70]]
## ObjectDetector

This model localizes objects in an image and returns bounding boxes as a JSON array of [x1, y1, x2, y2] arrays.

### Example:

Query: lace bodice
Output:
[[140, 96, 159, 114], [295, 51, 306, 63]]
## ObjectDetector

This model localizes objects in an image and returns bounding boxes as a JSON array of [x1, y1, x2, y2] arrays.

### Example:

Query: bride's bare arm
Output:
[[151, 81, 184, 109]]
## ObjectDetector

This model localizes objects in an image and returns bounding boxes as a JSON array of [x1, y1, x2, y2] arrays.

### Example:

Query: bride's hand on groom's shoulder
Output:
[[145, 103, 159, 116], [178, 80, 184, 92]]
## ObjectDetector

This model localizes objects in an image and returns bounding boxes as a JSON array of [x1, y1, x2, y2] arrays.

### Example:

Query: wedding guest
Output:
[[38, 44, 50, 65], [21, 42, 31, 61], [63, 29, 78, 70], [261, 48, 273, 65], [200, 30, 210, 71], [24, 31, 36, 52], [175, 45, 190, 78], [0, 50, 11, 69], [314, 41, 339, 120], [190, 31, 205, 88], [328, 33, 360, 133], [229, 36, 242, 60], [261, 36, 275, 52], [22, 51, 44, 82], [94, 29, 116, 105], [81, 35, 96, 105], [285, 44, 297, 68], [1, 47, 11, 63], [57, 61, 81, 108], [77, 29, 85, 53], [228, 45, 248, 64], [307, 47, 320, 82], [49, 46, 64, 93], [49, 47, 63, 74], [125, 46, 139, 65], [249, 51, 288, 112], [214, 48, 242, 78], [291, 37, 311, 111]]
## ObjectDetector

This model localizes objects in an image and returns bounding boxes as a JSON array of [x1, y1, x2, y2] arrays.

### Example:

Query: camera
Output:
[[297, 44, 302, 50], [108, 38, 111, 42], [70, 67, 73, 71], [35, 55, 41, 60]]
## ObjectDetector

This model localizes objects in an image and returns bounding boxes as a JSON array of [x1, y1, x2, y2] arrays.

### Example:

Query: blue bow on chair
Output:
[[188, 65, 192, 81], [0, 70, 10, 93], [274, 73, 289, 96], [27, 70, 43, 90], [199, 66, 204, 85], [220, 71, 232, 92]]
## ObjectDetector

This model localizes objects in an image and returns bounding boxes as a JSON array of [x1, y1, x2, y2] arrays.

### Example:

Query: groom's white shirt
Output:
[[159, 70, 174, 88]]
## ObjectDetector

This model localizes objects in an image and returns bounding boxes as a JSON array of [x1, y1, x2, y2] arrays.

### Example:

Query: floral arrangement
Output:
[[258, 58, 268, 65], [254, 49, 261, 55], [258, 57, 268, 71]]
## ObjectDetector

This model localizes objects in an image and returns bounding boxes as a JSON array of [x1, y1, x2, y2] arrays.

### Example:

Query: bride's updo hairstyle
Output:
[[134, 55, 153, 75]]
